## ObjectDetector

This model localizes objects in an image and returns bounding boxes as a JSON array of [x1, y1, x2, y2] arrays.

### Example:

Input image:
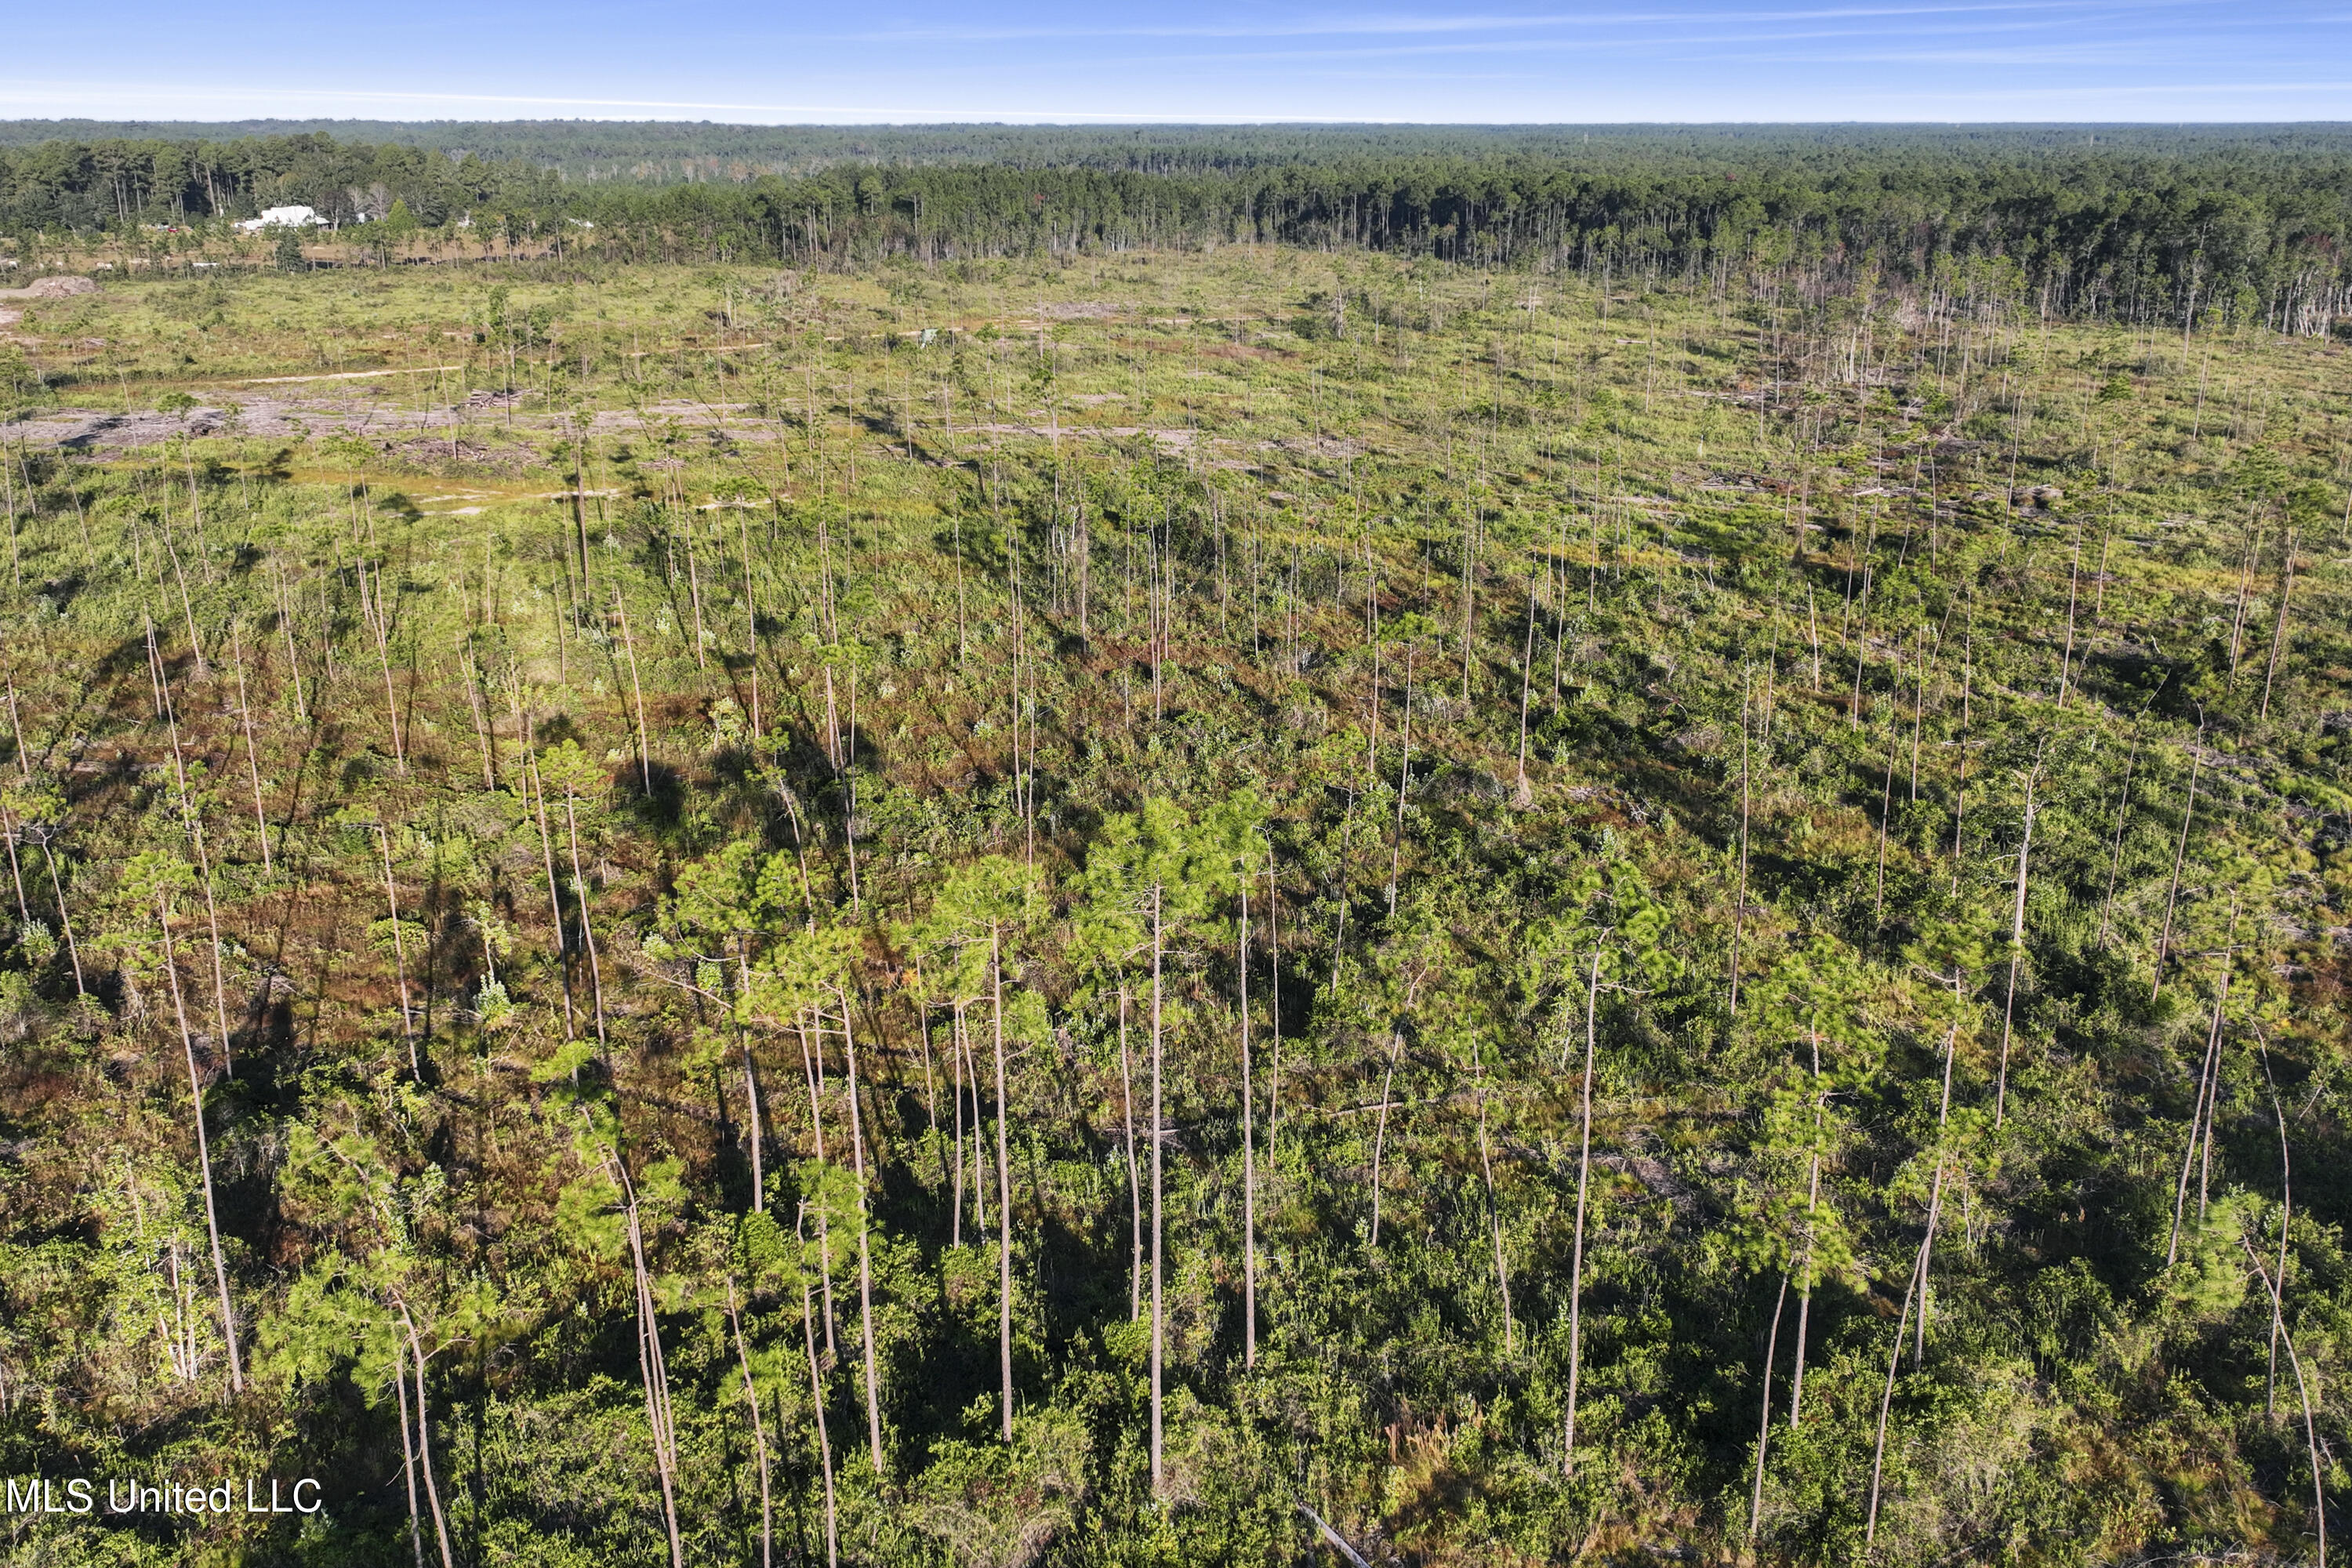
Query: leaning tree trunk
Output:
[[840, 984, 886, 1474], [1994, 776, 2038, 1127], [399, 1306, 457, 1568], [1149, 887, 1166, 1498], [1748, 1275, 1790, 1538], [1563, 947, 1601, 1472], [1240, 869, 1258, 1368], [993, 928, 1014, 1443], [614, 1157, 684, 1568], [157, 887, 241, 1396], [728, 1281, 773, 1568], [799, 1207, 840, 1568], [2243, 1240, 2328, 1568]]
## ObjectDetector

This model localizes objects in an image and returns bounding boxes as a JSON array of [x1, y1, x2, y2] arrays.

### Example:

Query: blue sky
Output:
[[2, 1, 2344, 123]]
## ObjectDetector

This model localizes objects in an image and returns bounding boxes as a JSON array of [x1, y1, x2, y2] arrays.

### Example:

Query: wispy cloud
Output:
[[0, 80, 1396, 123], [826, 0, 2194, 43], [0, 0, 2335, 125]]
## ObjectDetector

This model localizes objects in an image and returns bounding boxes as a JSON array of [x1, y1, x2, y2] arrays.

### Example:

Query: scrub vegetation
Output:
[[2, 134, 2352, 1565]]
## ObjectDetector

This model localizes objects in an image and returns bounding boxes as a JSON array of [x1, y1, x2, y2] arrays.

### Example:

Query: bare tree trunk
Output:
[[1994, 775, 2039, 1127], [2260, 529, 2296, 720], [1916, 1008, 1959, 1363], [2263, 1046, 2292, 1419], [2165, 968, 2230, 1269], [1119, 985, 1141, 1319], [1730, 671, 1751, 1016], [1563, 948, 1601, 1470], [742, 1036, 765, 1212], [1370, 1027, 1404, 1248], [993, 929, 1014, 1442], [2227, 524, 2261, 680], [799, 1018, 838, 1356], [1864, 1240, 1927, 1548], [273, 557, 307, 723], [1874, 661, 1900, 924], [2098, 730, 2141, 947], [1240, 869, 1258, 1367], [229, 623, 270, 871], [459, 647, 495, 790], [1265, 849, 1282, 1160], [683, 516, 709, 670], [1149, 888, 1167, 1497], [40, 839, 84, 996], [400, 1308, 458, 1568], [840, 986, 886, 1473], [1789, 1036, 1824, 1429], [392, 1325, 426, 1568], [1476, 1073, 1512, 1351], [613, 586, 652, 792], [0, 798, 27, 930], [158, 887, 241, 1396], [728, 1283, 774, 1568], [2153, 739, 2203, 1000], [2056, 520, 2082, 706], [563, 793, 608, 1052], [2244, 1240, 2328, 1568], [379, 825, 419, 1077], [615, 1161, 685, 1568], [950, 1004, 967, 1248], [161, 698, 234, 1075], [1950, 625, 1973, 895], [1515, 572, 1537, 801], [800, 1207, 839, 1568], [1387, 643, 1414, 916], [1748, 1275, 1788, 1538], [521, 731, 575, 1039], [368, 563, 407, 775]]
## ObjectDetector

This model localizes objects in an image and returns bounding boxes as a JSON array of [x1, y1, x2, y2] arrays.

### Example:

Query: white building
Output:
[[236, 205, 327, 233]]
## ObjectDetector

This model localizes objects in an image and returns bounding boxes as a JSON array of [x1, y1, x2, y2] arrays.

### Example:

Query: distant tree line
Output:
[[3, 127, 2350, 332]]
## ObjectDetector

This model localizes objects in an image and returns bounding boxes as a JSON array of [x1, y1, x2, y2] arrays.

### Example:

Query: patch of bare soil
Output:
[[376, 436, 542, 474], [0, 276, 98, 300]]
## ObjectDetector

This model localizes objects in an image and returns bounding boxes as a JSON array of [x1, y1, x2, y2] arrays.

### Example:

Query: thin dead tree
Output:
[[610, 1149, 685, 1568], [1788, 1034, 1828, 1431], [2260, 1040, 2291, 1418], [2243, 1240, 2328, 1568], [1240, 862, 1259, 1367], [2097, 725, 2143, 947], [1993, 757, 2043, 1127], [839, 983, 887, 1474], [1863, 1240, 1928, 1550], [397, 1305, 457, 1568], [1730, 667, 1754, 1016], [379, 823, 419, 1078], [613, 585, 653, 792], [390, 1332, 426, 1568], [228, 622, 271, 872], [798, 1203, 840, 1568], [2259, 528, 2297, 720], [155, 881, 243, 1397], [1563, 946, 1602, 1474], [1149, 884, 1167, 1497], [1748, 1272, 1791, 1539], [2152, 728, 2204, 1000], [992, 927, 1014, 1443], [2165, 952, 2234, 1270]]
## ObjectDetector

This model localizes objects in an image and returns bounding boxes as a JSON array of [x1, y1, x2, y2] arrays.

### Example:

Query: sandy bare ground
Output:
[[0, 394, 1267, 458]]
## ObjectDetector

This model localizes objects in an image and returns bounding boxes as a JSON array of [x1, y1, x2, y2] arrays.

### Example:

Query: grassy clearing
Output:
[[0, 247, 2349, 1566]]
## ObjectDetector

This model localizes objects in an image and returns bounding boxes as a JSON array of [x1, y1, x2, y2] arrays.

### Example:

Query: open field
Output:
[[2, 242, 2351, 1565]]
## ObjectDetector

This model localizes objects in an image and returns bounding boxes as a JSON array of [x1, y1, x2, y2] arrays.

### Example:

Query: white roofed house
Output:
[[235, 205, 327, 233]]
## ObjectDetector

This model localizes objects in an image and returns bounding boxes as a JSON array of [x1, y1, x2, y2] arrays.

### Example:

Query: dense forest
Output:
[[0, 150, 2350, 1565], [5, 126, 2352, 332]]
